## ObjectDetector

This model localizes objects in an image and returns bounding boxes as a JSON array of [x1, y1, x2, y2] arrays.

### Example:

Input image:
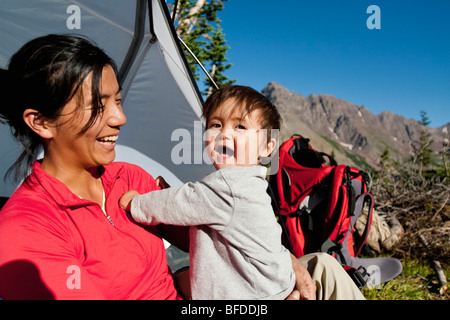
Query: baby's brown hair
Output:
[[202, 85, 281, 143]]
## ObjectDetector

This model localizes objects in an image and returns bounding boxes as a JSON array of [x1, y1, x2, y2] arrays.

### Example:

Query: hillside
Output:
[[261, 82, 450, 171]]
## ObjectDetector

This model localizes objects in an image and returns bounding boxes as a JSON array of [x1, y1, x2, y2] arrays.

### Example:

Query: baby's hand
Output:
[[119, 190, 140, 212], [155, 176, 170, 189]]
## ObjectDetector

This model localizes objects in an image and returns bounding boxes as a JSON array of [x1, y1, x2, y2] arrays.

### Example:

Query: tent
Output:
[[0, 0, 214, 199]]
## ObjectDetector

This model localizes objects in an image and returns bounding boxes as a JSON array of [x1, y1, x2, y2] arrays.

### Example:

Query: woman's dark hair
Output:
[[0, 34, 117, 182]]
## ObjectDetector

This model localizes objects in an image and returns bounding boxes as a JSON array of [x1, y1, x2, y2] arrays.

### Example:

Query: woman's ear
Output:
[[23, 109, 54, 139]]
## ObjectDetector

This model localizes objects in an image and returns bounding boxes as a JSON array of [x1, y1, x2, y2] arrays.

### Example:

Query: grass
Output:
[[362, 256, 450, 300]]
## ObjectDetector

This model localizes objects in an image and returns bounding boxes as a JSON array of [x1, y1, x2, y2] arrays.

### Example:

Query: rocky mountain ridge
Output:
[[261, 81, 449, 170]]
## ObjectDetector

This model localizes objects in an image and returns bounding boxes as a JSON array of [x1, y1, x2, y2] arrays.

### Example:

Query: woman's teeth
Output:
[[98, 135, 118, 145]]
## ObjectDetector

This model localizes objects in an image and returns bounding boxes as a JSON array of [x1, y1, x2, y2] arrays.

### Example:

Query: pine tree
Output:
[[441, 139, 449, 178], [330, 149, 336, 161], [168, 0, 234, 97], [379, 146, 391, 174], [203, 24, 235, 96], [170, 0, 209, 81], [412, 110, 434, 176]]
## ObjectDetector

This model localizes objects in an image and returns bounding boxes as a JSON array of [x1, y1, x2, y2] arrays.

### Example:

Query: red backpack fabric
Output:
[[269, 135, 402, 287]]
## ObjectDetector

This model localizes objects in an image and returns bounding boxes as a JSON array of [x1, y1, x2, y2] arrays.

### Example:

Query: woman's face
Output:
[[47, 65, 126, 170]]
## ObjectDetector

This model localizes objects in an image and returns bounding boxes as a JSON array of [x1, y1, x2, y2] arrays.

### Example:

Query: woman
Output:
[[0, 34, 189, 299]]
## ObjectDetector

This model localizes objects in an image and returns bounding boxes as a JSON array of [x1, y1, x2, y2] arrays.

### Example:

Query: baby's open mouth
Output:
[[216, 145, 234, 157]]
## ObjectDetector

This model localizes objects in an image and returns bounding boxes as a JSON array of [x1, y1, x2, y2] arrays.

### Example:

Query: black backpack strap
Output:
[[318, 152, 338, 166], [289, 134, 311, 158], [289, 135, 338, 168], [267, 182, 294, 254]]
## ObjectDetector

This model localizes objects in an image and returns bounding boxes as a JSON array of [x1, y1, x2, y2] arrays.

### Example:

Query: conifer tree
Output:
[[442, 139, 449, 178], [379, 146, 391, 175], [168, 0, 234, 97], [412, 111, 434, 176], [203, 24, 234, 96]]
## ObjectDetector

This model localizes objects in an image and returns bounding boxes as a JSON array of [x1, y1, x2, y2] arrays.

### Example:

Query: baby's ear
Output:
[[260, 137, 277, 158], [23, 109, 54, 139]]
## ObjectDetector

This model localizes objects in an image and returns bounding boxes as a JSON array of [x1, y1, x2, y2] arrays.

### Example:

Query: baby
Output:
[[120, 85, 294, 300]]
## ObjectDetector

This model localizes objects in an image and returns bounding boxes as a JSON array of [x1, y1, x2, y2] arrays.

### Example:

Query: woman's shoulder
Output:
[[0, 184, 68, 243], [105, 161, 158, 192]]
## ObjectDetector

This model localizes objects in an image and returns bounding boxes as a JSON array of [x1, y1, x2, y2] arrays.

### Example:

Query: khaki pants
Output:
[[299, 252, 365, 300]]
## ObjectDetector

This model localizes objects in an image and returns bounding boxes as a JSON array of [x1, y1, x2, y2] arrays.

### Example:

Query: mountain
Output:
[[261, 81, 449, 170]]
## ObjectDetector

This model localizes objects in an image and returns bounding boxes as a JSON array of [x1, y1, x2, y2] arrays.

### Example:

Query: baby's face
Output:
[[204, 99, 273, 170]]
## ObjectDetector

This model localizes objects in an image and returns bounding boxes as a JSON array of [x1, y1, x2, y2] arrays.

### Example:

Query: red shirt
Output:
[[0, 161, 180, 300]]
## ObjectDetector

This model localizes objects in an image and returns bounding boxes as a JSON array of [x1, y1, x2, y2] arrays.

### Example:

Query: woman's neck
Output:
[[40, 158, 104, 206]]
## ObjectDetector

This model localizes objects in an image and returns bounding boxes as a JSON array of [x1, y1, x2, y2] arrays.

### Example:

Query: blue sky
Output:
[[213, 0, 450, 128]]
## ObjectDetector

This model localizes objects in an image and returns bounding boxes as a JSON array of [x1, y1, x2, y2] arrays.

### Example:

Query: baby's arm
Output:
[[119, 190, 140, 212], [123, 180, 233, 228]]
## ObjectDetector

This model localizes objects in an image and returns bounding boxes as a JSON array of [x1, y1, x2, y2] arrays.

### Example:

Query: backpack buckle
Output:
[[320, 238, 341, 255], [345, 266, 369, 288]]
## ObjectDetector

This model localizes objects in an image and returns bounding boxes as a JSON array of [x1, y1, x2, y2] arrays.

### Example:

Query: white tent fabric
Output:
[[0, 0, 214, 197]]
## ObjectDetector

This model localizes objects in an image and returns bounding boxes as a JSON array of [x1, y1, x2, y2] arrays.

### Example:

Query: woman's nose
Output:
[[108, 103, 127, 127]]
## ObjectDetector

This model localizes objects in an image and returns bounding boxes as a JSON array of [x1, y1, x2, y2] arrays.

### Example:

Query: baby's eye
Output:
[[209, 123, 221, 129], [235, 124, 247, 130]]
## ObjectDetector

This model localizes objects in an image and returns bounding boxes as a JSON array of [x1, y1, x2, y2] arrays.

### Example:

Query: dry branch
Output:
[[418, 233, 448, 294], [373, 166, 450, 263]]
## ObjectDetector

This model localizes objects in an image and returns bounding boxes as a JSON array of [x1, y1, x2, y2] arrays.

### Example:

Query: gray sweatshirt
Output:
[[130, 165, 295, 300]]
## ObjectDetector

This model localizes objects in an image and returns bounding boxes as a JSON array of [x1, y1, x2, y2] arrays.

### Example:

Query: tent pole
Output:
[[178, 36, 219, 90], [118, 0, 147, 86], [172, 0, 179, 21]]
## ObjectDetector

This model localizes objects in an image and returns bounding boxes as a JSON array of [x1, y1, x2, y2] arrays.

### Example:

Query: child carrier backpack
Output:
[[269, 134, 402, 288]]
